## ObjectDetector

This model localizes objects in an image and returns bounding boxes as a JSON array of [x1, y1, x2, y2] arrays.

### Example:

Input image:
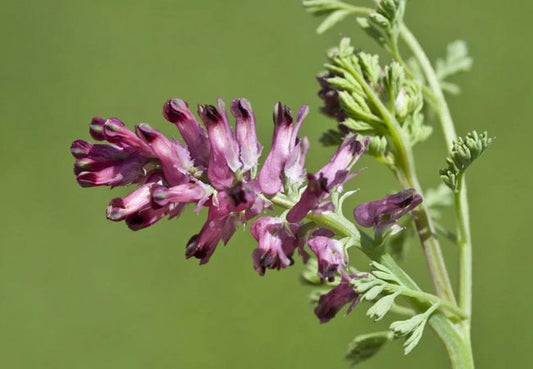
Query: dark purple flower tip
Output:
[[75, 172, 100, 188], [134, 123, 159, 143], [162, 98, 210, 170], [125, 206, 174, 231], [101, 118, 153, 156], [198, 104, 223, 127], [70, 140, 92, 158], [102, 117, 125, 135], [230, 98, 252, 120], [185, 234, 202, 258], [106, 198, 127, 220], [89, 117, 106, 141], [317, 134, 368, 188], [73, 158, 110, 174], [162, 99, 190, 123], [273, 102, 293, 127], [353, 189, 423, 228], [314, 277, 360, 323]]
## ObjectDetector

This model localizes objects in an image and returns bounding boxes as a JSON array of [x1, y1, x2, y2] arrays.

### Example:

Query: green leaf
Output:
[[440, 131, 494, 190], [390, 304, 438, 355], [356, 0, 405, 50], [316, 9, 350, 34], [366, 293, 398, 321], [436, 40, 473, 81], [390, 313, 426, 337], [403, 319, 427, 354], [345, 331, 393, 366], [364, 285, 385, 301], [365, 135, 389, 158]]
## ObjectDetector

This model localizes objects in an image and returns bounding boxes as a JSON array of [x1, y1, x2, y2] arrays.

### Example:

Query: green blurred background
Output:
[[1, 0, 530, 368]]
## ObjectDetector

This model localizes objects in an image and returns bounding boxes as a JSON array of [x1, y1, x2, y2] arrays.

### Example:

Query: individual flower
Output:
[[353, 189, 422, 230], [307, 229, 347, 283], [314, 274, 361, 323], [185, 182, 257, 264], [162, 98, 210, 170], [231, 99, 262, 175], [258, 103, 309, 195], [70, 119, 155, 188], [286, 134, 368, 223], [250, 216, 303, 276], [198, 100, 242, 189]]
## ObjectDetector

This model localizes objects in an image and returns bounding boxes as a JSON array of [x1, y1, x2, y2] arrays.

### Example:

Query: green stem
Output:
[[455, 175, 472, 337], [400, 24, 474, 361]]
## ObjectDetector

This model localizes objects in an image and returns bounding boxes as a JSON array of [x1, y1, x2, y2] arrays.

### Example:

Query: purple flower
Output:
[[314, 275, 360, 323], [106, 173, 186, 230], [185, 182, 257, 264], [251, 216, 303, 276], [258, 103, 309, 195], [198, 100, 242, 190], [163, 98, 210, 170], [102, 118, 154, 156], [286, 134, 368, 222], [71, 139, 149, 188], [89, 117, 106, 141], [284, 136, 310, 188], [151, 182, 207, 207], [231, 98, 262, 174], [136, 123, 193, 186], [286, 174, 329, 223], [307, 229, 347, 283], [353, 189, 423, 228]]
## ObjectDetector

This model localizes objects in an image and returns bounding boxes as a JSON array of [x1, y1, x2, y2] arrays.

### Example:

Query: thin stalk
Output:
[[455, 175, 472, 336], [400, 23, 474, 352]]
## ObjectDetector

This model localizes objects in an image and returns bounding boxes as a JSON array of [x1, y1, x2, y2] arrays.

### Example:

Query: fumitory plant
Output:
[[69, 1, 493, 368]]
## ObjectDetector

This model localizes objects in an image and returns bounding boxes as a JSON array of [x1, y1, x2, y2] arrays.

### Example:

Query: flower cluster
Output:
[[71, 97, 421, 323]]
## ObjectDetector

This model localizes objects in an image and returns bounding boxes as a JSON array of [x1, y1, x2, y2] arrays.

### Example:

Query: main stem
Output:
[[400, 24, 474, 358]]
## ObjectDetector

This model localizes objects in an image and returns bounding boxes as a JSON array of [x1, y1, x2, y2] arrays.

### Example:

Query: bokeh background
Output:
[[1, 0, 530, 368]]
